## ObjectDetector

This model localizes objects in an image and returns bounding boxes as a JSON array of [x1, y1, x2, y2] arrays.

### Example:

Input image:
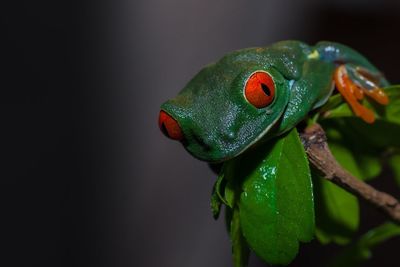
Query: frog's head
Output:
[[159, 49, 291, 162]]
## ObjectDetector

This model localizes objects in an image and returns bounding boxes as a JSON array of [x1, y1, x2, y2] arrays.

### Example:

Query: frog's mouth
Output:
[[227, 115, 282, 161], [181, 114, 283, 163], [210, 116, 282, 163]]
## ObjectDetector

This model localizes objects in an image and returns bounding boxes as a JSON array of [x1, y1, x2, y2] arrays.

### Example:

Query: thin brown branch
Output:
[[300, 123, 400, 224]]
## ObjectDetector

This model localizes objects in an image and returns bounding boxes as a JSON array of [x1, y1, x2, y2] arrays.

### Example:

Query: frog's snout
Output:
[[158, 110, 184, 141]]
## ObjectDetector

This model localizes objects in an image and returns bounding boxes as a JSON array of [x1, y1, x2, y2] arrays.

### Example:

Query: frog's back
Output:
[[220, 40, 312, 80], [209, 40, 388, 137]]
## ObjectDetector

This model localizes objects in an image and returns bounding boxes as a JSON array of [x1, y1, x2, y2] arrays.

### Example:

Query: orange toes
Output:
[[334, 65, 378, 124], [363, 88, 389, 105]]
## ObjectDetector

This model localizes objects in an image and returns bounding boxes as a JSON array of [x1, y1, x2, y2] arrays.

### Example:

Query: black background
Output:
[[1, 0, 400, 266]]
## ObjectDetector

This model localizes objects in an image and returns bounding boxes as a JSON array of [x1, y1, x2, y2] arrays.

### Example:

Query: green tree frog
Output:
[[159, 41, 389, 162], [158, 41, 392, 266]]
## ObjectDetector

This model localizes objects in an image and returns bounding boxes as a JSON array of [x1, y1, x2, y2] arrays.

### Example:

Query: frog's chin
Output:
[[186, 139, 265, 163], [185, 120, 280, 163], [184, 147, 234, 164], [232, 120, 279, 159]]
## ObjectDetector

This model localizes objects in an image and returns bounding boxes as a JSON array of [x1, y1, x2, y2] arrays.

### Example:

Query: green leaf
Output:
[[312, 171, 359, 245], [210, 183, 222, 219], [384, 86, 400, 124], [320, 120, 383, 181], [211, 171, 235, 209], [329, 222, 400, 267], [318, 93, 343, 114], [324, 85, 400, 121], [223, 128, 315, 265], [321, 86, 400, 151], [328, 118, 400, 149], [211, 169, 237, 219], [329, 141, 364, 179], [228, 207, 250, 267], [331, 142, 381, 181], [224, 179, 236, 209]]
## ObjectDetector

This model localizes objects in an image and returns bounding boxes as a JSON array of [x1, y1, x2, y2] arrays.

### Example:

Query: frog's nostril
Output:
[[158, 110, 184, 141], [223, 131, 236, 140]]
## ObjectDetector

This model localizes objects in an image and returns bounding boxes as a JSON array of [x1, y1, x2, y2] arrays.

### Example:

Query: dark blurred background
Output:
[[1, 0, 400, 266]]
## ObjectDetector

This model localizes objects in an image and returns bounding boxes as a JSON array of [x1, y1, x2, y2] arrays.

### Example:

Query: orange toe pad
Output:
[[334, 65, 389, 123]]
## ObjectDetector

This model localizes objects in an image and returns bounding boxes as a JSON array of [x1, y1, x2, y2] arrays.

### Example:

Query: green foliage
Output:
[[330, 128, 381, 180], [210, 85, 400, 266], [228, 207, 250, 267], [313, 172, 359, 245], [323, 86, 400, 150], [310, 86, 400, 247], [313, 85, 400, 258], [210, 183, 222, 219], [318, 120, 383, 181], [239, 128, 314, 265], [328, 222, 400, 267], [213, 128, 314, 266], [325, 86, 400, 123]]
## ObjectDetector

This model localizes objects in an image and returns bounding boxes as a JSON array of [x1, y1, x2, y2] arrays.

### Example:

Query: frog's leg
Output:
[[347, 64, 389, 104], [334, 64, 389, 123], [314, 41, 389, 123], [277, 60, 336, 134]]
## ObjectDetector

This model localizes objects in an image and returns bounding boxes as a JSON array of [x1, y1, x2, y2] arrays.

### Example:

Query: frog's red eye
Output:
[[244, 71, 275, 108], [158, 110, 184, 141]]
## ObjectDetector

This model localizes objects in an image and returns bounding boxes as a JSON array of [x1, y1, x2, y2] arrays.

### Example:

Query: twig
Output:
[[300, 123, 400, 224]]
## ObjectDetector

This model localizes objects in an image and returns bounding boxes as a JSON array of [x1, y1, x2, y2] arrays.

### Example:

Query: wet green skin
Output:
[[161, 41, 388, 162]]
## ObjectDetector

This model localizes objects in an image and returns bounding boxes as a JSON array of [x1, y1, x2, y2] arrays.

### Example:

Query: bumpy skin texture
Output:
[[160, 41, 389, 162]]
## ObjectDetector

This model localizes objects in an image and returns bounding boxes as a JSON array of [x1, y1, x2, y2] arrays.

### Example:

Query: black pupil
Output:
[[261, 83, 271, 96]]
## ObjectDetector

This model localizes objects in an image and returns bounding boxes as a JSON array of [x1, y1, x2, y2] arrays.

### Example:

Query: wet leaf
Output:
[[223, 128, 314, 265]]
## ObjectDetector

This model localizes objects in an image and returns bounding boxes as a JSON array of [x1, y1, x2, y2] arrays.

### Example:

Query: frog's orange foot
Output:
[[334, 65, 389, 123]]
